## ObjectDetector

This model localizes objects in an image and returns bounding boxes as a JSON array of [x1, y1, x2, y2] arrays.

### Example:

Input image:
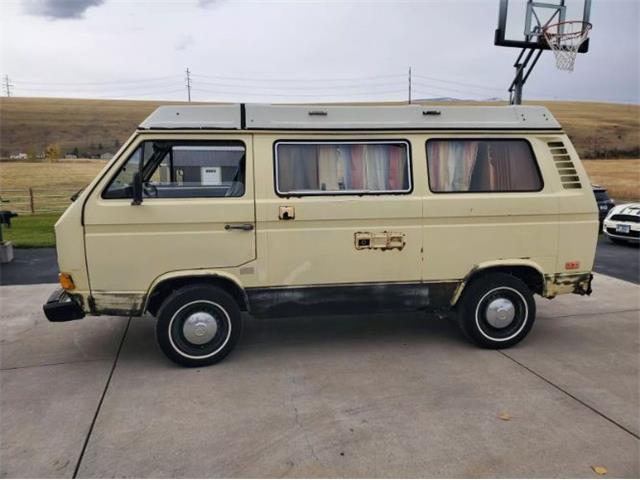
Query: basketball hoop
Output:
[[542, 21, 592, 72]]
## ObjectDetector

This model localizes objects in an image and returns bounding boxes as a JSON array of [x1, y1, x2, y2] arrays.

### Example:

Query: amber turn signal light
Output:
[[59, 273, 75, 290]]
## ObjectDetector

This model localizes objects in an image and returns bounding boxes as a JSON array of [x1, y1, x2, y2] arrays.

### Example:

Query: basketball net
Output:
[[542, 21, 592, 72]]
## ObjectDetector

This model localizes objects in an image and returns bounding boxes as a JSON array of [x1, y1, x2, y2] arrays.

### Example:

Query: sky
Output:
[[0, 0, 638, 104]]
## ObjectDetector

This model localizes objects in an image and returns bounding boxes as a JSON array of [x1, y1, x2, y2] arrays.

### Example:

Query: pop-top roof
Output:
[[138, 104, 561, 130]]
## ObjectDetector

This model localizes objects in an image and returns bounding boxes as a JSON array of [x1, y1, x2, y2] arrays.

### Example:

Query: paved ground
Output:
[[2, 235, 637, 287], [1, 274, 638, 478], [593, 236, 639, 284], [0, 248, 58, 286]]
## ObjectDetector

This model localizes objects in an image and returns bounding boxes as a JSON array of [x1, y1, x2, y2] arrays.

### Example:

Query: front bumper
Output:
[[602, 219, 640, 243], [43, 288, 85, 322]]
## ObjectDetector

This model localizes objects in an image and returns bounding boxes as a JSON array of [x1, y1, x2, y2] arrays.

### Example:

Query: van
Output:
[[43, 104, 598, 366]]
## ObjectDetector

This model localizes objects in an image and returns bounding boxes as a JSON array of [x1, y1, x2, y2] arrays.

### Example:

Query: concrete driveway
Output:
[[1, 274, 638, 478]]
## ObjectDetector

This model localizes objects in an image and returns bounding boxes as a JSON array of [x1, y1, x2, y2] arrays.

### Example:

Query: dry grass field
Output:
[[0, 160, 107, 217], [583, 159, 640, 201], [0, 97, 195, 157], [0, 159, 107, 190], [1, 97, 638, 159]]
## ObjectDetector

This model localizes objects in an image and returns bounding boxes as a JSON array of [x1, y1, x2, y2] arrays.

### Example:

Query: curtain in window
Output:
[[364, 145, 390, 190], [387, 145, 406, 190], [488, 141, 540, 191], [428, 140, 540, 192], [348, 145, 365, 190], [277, 143, 407, 193], [428, 141, 479, 192], [278, 145, 319, 192], [318, 145, 340, 191]]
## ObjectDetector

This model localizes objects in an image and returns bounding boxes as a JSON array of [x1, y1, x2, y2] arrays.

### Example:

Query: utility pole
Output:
[[408, 67, 412, 104], [3, 75, 13, 97], [185, 68, 192, 102]]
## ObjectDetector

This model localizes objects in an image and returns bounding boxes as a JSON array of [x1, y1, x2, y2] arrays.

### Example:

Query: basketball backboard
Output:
[[495, 0, 592, 52]]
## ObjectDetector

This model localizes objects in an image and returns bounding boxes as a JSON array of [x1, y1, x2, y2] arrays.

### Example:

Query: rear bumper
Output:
[[43, 288, 85, 322], [543, 272, 593, 298]]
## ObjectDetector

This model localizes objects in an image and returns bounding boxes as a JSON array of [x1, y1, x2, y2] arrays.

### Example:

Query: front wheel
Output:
[[457, 273, 536, 349], [155, 284, 242, 367]]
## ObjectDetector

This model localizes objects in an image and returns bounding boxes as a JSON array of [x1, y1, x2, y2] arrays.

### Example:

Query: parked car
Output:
[[603, 202, 640, 244], [592, 185, 615, 223]]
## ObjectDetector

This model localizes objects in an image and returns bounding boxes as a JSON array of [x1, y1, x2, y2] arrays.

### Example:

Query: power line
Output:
[[191, 72, 406, 83], [412, 73, 505, 93], [192, 78, 403, 91], [192, 86, 407, 99], [9, 75, 183, 86], [3, 70, 520, 101]]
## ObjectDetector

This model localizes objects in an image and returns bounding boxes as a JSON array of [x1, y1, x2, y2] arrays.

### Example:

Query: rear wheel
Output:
[[155, 284, 242, 367], [457, 273, 536, 349]]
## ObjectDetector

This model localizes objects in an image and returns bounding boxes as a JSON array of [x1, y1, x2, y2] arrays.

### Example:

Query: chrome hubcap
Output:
[[182, 311, 218, 345], [485, 297, 516, 328]]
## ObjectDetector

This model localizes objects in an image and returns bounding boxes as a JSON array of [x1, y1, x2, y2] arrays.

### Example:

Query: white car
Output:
[[602, 202, 640, 244]]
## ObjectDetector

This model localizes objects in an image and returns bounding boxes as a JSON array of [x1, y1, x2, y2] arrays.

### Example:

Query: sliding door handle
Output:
[[224, 223, 254, 231]]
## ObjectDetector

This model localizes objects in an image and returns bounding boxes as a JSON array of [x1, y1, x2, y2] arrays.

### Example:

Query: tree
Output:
[[27, 146, 37, 161], [98, 142, 103, 151], [45, 143, 61, 162], [113, 138, 120, 149], [72, 147, 80, 157]]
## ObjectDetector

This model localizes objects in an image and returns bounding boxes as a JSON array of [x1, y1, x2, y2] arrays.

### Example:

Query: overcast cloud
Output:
[[0, 0, 638, 103], [23, 0, 105, 19]]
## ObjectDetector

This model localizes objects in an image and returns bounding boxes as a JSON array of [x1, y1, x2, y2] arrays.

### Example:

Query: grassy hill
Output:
[[0, 96, 638, 159], [0, 97, 192, 158]]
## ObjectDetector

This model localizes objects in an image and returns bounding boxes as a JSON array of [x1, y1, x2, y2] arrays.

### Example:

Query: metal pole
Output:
[[185, 68, 192, 102], [408, 67, 412, 104], [3, 75, 13, 97], [513, 64, 523, 105]]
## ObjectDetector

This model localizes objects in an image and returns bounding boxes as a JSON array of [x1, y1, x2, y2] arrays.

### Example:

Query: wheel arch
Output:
[[144, 270, 249, 317], [450, 260, 546, 306]]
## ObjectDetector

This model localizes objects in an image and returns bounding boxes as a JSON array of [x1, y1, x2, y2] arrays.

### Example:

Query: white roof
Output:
[[139, 104, 241, 129], [139, 104, 561, 130]]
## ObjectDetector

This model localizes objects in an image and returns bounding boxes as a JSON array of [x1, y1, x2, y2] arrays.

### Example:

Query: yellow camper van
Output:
[[43, 104, 598, 366]]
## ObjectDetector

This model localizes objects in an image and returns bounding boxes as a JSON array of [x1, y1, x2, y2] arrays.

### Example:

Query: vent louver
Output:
[[548, 140, 581, 189]]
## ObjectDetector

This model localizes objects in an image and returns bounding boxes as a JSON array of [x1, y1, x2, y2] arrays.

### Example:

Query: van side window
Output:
[[275, 141, 411, 195], [103, 141, 246, 199], [426, 139, 542, 193]]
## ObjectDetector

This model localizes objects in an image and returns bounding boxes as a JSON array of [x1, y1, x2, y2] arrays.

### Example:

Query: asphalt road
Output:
[[0, 248, 59, 286], [1, 235, 638, 286], [593, 235, 639, 284]]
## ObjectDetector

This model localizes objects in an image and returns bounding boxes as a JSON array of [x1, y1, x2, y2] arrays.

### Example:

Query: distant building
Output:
[[100, 152, 114, 160], [9, 153, 28, 160]]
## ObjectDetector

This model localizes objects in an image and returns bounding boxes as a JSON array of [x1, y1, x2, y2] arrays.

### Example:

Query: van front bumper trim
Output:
[[43, 288, 85, 322]]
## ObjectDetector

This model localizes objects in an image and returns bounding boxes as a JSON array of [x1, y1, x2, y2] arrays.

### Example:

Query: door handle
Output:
[[224, 223, 254, 231]]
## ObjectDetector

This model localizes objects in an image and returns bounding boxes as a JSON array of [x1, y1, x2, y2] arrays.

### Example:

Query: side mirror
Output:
[[131, 172, 143, 206]]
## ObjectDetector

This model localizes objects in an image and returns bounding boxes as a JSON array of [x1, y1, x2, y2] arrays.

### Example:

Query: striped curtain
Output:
[[277, 143, 408, 193], [427, 140, 479, 192]]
